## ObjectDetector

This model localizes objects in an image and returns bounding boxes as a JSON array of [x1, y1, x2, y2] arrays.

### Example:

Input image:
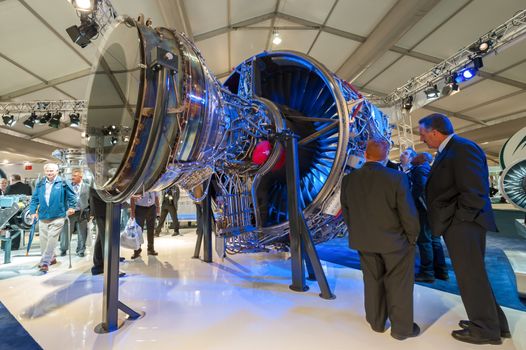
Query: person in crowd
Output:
[[29, 163, 76, 272], [0, 178, 7, 195], [130, 191, 160, 259], [340, 139, 420, 340], [399, 147, 417, 173], [6, 174, 32, 195], [194, 184, 205, 236], [60, 169, 90, 257], [419, 113, 510, 345], [410, 152, 448, 283], [155, 186, 181, 237], [89, 187, 126, 276]]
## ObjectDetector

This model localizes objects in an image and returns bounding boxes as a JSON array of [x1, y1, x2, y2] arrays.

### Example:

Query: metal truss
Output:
[[0, 100, 87, 115], [378, 9, 526, 107]]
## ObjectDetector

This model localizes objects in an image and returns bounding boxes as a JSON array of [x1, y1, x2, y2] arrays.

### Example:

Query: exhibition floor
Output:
[[0, 230, 525, 350]]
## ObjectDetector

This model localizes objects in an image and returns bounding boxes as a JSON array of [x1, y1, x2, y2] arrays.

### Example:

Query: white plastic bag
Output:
[[120, 218, 143, 250]]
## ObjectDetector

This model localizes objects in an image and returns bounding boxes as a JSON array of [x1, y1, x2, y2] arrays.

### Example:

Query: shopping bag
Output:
[[120, 218, 143, 250]]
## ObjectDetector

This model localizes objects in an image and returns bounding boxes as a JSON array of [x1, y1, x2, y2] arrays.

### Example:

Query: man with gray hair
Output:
[[29, 163, 77, 272]]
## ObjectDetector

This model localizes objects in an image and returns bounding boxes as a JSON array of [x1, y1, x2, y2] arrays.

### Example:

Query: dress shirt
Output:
[[45, 178, 56, 205], [438, 133, 455, 153], [135, 192, 157, 207]]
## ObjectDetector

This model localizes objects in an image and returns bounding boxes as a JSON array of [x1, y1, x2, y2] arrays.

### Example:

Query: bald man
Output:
[[341, 139, 420, 340]]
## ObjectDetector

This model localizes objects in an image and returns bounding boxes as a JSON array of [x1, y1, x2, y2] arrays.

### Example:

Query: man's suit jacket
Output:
[[340, 162, 420, 253], [426, 135, 497, 236], [409, 163, 430, 213], [75, 182, 90, 211], [5, 182, 32, 195], [89, 187, 106, 218]]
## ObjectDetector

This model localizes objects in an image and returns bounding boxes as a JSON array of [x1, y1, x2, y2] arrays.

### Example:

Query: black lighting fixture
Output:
[[48, 112, 62, 128], [2, 114, 16, 127], [39, 112, 52, 124], [23, 112, 38, 128], [469, 39, 493, 55], [111, 136, 118, 145], [402, 96, 413, 110], [102, 124, 119, 136], [69, 112, 81, 127], [424, 84, 440, 99], [66, 0, 100, 48], [442, 73, 461, 96]]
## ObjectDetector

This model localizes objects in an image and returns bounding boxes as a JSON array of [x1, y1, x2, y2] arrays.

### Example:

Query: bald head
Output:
[[365, 139, 389, 162]]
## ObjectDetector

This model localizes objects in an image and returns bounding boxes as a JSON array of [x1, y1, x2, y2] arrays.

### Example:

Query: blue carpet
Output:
[[317, 233, 526, 312], [0, 302, 41, 350]]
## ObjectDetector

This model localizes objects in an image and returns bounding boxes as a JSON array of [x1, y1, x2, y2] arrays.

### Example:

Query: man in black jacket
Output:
[[409, 153, 448, 283], [341, 139, 420, 340], [419, 113, 510, 345], [5, 174, 32, 195]]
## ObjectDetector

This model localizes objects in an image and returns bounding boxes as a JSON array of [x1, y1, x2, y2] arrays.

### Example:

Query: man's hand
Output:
[[67, 208, 76, 216], [31, 213, 38, 224]]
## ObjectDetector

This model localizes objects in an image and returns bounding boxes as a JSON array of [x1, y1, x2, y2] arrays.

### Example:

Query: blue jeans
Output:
[[416, 211, 447, 277]]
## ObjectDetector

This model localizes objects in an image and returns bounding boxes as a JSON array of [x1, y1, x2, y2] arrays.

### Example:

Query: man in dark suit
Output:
[[419, 113, 510, 345], [5, 174, 32, 195], [60, 169, 90, 257], [410, 152, 448, 283], [341, 139, 420, 340]]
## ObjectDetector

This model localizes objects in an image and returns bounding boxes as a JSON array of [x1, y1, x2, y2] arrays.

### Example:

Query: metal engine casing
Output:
[[85, 17, 391, 252]]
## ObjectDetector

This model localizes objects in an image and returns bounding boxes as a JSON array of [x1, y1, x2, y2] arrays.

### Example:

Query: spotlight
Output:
[[66, 10, 99, 48], [39, 112, 52, 124], [402, 96, 413, 110], [424, 84, 440, 99], [454, 57, 483, 84], [2, 114, 16, 127], [68, 0, 95, 12], [49, 112, 62, 128], [23, 112, 38, 128], [469, 39, 493, 54], [442, 81, 460, 96], [69, 113, 81, 127], [454, 67, 477, 83], [122, 135, 130, 142], [272, 30, 282, 45], [110, 136, 118, 145]]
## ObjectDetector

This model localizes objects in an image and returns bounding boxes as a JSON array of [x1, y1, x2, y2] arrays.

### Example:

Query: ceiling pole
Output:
[[306, 0, 339, 55], [336, 0, 440, 82]]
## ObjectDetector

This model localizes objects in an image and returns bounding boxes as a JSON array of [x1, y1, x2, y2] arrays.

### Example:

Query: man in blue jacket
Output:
[[29, 163, 77, 272]]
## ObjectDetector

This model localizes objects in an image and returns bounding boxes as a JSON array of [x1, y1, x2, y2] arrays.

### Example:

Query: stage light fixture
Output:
[[469, 39, 493, 54], [69, 112, 81, 127], [2, 114, 16, 127], [110, 136, 118, 145], [442, 81, 460, 96], [39, 112, 52, 124], [402, 96, 413, 110], [68, 0, 95, 12], [48, 112, 62, 128], [23, 112, 38, 128], [424, 85, 440, 99]]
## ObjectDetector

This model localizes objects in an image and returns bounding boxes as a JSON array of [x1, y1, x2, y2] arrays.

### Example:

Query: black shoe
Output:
[[459, 320, 511, 338], [391, 323, 420, 341], [78, 252, 85, 257], [60, 251, 67, 257], [451, 328, 502, 345], [371, 325, 386, 333], [119, 257, 125, 262], [118, 271, 126, 278], [147, 250, 158, 256], [91, 266, 103, 275], [415, 273, 435, 283], [131, 249, 142, 259], [171, 231, 180, 236], [435, 272, 449, 281]]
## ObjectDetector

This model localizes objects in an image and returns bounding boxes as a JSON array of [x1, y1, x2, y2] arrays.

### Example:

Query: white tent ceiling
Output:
[[0, 0, 525, 166]]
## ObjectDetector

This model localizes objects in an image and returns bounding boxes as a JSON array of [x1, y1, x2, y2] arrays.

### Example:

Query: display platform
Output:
[[0, 230, 525, 350]]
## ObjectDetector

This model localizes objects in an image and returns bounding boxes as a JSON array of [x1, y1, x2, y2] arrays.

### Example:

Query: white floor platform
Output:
[[1, 229, 525, 350]]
